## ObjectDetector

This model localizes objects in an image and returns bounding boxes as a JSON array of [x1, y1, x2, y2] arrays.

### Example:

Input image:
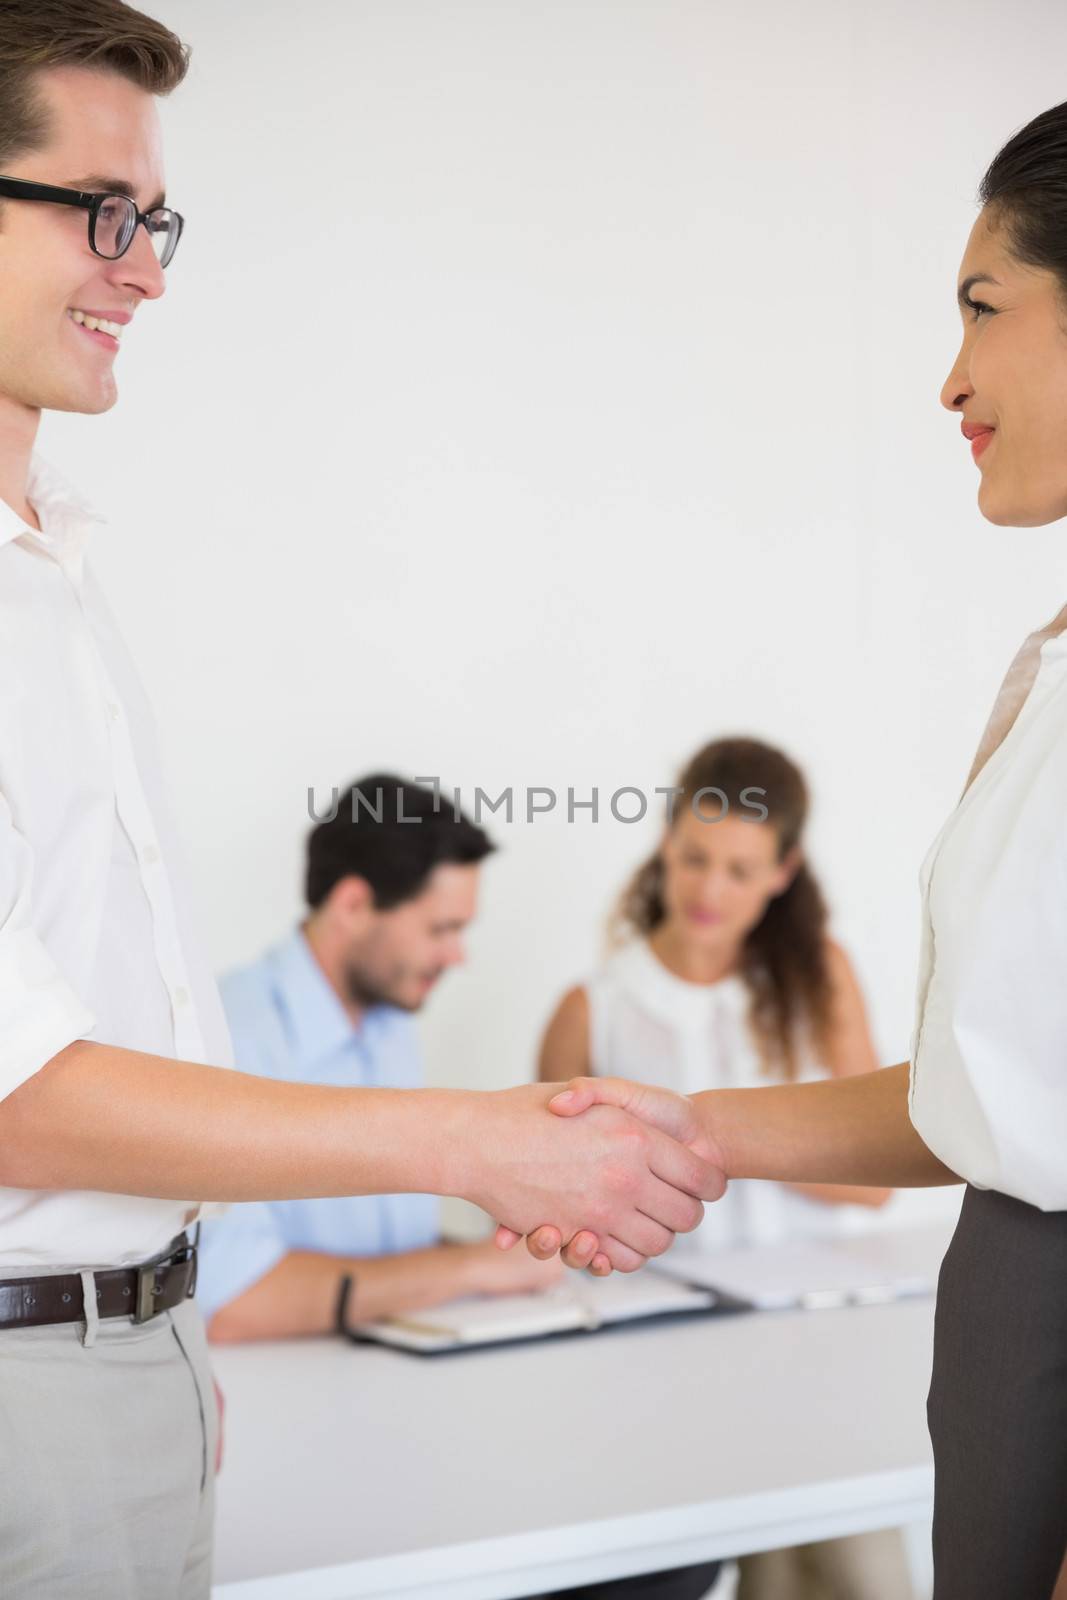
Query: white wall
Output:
[[41, 0, 1067, 1227]]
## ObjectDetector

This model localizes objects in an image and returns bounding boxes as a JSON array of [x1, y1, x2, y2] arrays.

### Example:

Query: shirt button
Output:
[[106, 701, 121, 722], [173, 987, 190, 1009], [141, 843, 160, 865]]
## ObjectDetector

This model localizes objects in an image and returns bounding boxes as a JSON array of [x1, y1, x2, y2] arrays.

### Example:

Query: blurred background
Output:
[[42, 0, 1067, 1234]]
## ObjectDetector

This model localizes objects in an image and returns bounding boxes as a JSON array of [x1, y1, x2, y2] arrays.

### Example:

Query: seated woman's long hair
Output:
[[612, 736, 834, 1081]]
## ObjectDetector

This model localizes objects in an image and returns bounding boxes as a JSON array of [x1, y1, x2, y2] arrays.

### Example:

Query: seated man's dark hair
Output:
[[306, 774, 495, 911]]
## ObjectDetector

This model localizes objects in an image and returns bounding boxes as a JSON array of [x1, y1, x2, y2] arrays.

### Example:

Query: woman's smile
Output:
[[963, 421, 996, 462]]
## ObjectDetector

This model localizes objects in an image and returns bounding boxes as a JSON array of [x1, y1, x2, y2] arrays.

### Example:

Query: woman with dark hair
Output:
[[539, 736, 911, 1600], [521, 100, 1067, 1600]]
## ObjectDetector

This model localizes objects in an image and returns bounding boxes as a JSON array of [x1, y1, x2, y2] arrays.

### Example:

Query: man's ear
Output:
[[327, 874, 375, 923], [770, 845, 803, 897]]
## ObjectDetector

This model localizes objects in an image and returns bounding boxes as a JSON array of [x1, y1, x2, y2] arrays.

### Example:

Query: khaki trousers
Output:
[[0, 1291, 218, 1598]]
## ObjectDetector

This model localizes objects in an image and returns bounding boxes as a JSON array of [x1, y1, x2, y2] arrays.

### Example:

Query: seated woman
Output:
[[538, 736, 915, 1600]]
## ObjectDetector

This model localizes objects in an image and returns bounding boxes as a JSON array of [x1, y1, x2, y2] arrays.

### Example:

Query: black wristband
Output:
[[335, 1273, 356, 1336]]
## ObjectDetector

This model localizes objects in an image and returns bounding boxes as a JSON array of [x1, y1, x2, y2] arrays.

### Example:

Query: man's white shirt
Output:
[[0, 452, 232, 1270]]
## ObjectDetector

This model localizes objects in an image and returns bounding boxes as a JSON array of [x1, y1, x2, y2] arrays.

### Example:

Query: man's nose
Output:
[[107, 224, 167, 302]]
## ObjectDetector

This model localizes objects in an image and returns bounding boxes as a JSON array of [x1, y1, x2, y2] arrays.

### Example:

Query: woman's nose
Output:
[[940, 341, 973, 413]]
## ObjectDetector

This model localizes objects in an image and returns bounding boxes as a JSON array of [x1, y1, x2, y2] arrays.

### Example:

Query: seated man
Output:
[[198, 772, 560, 1341]]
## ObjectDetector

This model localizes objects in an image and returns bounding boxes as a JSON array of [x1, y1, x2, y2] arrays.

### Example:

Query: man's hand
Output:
[[465, 1081, 724, 1273], [213, 1377, 225, 1475], [494, 1078, 726, 1274], [460, 1237, 565, 1296]]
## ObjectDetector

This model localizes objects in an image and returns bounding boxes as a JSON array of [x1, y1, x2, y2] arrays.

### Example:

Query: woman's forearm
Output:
[[698, 1063, 960, 1189], [784, 1179, 893, 1209]]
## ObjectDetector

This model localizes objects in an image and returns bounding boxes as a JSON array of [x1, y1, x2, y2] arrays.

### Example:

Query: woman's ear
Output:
[[770, 845, 803, 897]]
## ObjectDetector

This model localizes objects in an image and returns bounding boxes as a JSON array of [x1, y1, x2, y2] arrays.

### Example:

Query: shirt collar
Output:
[[272, 925, 368, 1067], [0, 451, 107, 581]]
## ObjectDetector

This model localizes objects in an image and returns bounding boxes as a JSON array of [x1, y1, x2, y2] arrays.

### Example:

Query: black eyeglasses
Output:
[[0, 176, 184, 268]]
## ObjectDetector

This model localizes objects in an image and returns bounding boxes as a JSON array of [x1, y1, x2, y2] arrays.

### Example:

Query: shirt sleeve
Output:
[[0, 791, 96, 1103], [194, 1202, 290, 1323]]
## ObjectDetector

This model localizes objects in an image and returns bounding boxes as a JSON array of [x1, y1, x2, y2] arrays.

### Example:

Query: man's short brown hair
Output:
[[0, 0, 189, 168]]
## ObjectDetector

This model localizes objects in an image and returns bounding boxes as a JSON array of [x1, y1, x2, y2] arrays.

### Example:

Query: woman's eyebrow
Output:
[[65, 173, 167, 209], [958, 272, 1001, 307]]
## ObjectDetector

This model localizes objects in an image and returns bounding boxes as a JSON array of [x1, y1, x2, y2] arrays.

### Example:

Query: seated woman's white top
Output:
[[909, 602, 1067, 1211], [586, 940, 848, 1253]]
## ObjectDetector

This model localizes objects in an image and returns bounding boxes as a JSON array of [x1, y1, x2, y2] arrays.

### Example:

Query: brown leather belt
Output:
[[0, 1232, 198, 1331]]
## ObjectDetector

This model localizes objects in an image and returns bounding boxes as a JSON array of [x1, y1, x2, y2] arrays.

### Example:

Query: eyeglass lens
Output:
[[92, 196, 180, 267]]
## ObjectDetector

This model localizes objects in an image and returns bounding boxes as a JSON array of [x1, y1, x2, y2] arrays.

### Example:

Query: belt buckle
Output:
[[132, 1236, 194, 1324], [133, 1260, 163, 1324]]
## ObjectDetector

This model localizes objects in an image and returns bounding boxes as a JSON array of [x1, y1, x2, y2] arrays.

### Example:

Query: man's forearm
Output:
[[0, 1040, 470, 1201], [206, 1242, 486, 1343], [702, 1063, 960, 1189], [0, 1043, 722, 1274]]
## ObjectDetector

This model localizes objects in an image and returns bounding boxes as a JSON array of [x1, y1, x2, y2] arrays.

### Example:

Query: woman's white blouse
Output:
[[586, 940, 846, 1252], [909, 605, 1067, 1212]]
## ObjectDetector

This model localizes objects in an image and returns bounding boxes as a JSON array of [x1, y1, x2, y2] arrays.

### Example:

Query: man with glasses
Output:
[[0, 4, 721, 1596]]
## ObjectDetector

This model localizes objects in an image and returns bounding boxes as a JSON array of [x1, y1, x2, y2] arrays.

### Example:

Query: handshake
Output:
[[460, 1076, 728, 1277]]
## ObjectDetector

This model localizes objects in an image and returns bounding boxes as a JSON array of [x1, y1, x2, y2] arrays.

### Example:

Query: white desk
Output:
[[210, 1289, 937, 1600]]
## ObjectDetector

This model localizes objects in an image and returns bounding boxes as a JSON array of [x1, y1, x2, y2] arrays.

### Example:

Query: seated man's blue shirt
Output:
[[196, 927, 439, 1321]]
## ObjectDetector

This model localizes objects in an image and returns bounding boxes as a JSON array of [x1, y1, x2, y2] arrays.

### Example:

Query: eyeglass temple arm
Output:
[[0, 176, 96, 210]]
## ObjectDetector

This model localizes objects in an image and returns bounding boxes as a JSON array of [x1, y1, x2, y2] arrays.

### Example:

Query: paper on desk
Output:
[[566, 1269, 716, 1325], [353, 1270, 714, 1352], [655, 1225, 954, 1311]]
